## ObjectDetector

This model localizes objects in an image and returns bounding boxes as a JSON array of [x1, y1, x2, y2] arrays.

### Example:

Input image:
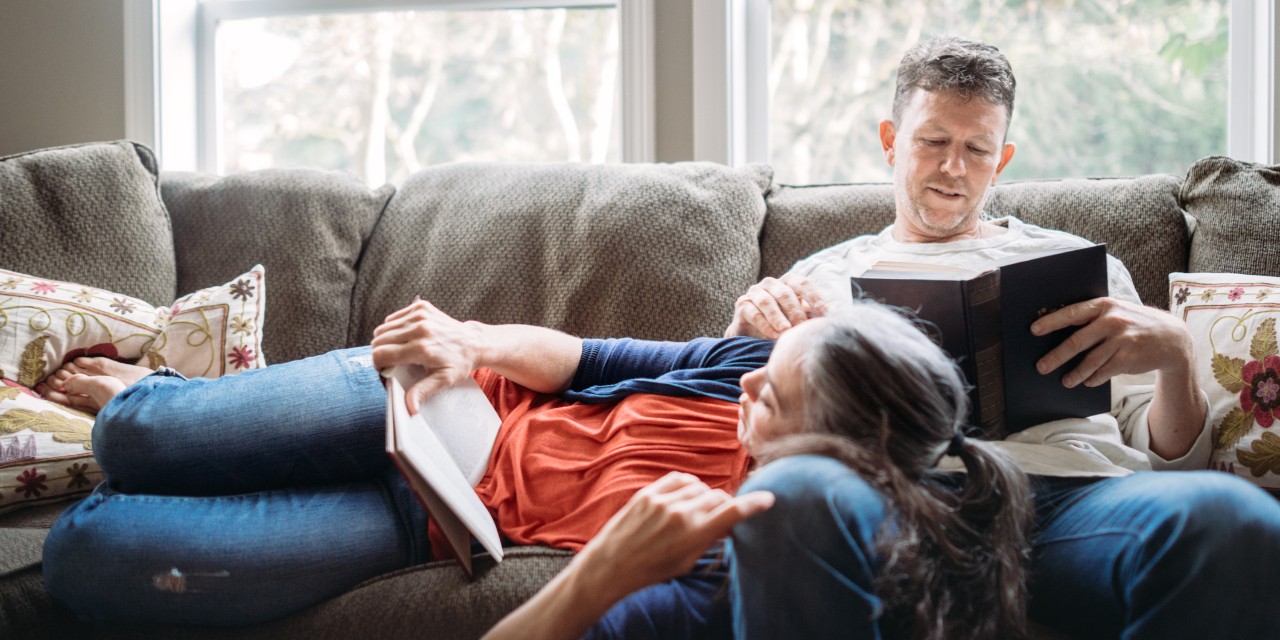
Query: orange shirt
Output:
[[427, 368, 750, 558]]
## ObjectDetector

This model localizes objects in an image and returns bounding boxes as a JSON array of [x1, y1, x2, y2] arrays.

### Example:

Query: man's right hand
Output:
[[725, 273, 827, 339]]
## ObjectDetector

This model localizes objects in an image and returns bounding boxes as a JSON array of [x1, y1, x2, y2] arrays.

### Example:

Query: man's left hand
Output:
[[1031, 297, 1194, 387]]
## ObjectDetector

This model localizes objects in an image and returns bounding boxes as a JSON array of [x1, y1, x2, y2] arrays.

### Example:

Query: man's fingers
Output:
[[780, 274, 828, 317], [1031, 299, 1103, 335], [1036, 319, 1107, 377], [732, 300, 782, 340]]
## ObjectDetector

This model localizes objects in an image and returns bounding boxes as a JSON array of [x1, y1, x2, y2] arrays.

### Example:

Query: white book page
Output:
[[386, 374, 505, 565], [393, 365, 502, 487]]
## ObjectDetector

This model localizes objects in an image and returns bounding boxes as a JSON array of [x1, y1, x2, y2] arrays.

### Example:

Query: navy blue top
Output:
[[563, 337, 774, 404]]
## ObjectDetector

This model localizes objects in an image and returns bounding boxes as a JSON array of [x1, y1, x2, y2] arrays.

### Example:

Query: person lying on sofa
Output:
[[724, 35, 1280, 638], [39, 299, 1031, 638], [482, 300, 1034, 640]]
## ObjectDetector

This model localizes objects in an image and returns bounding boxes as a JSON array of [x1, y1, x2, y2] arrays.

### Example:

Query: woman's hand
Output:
[[574, 472, 776, 602], [482, 472, 774, 640], [371, 299, 483, 413]]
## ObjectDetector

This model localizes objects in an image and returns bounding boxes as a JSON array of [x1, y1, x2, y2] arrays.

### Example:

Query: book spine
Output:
[[966, 270, 1006, 438]]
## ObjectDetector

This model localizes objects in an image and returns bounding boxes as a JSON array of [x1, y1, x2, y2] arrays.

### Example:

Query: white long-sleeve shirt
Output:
[[790, 216, 1212, 477]]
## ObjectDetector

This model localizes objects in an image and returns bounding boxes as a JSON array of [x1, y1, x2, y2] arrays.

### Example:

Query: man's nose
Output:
[[940, 147, 966, 177]]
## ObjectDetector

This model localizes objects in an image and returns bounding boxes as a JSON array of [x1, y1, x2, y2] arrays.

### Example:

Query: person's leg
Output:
[[1029, 471, 1280, 639], [93, 347, 389, 495], [727, 455, 889, 640], [44, 465, 430, 626]]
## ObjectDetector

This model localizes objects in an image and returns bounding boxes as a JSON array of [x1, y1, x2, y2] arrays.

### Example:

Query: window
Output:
[[762, 0, 1231, 184], [134, 0, 654, 182]]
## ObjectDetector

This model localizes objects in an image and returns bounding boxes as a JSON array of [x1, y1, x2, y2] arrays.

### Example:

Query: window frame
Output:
[[700, 0, 1279, 170], [126, 0, 654, 172]]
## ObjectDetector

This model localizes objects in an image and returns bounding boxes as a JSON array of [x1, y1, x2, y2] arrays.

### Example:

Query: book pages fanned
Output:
[[384, 367, 504, 575]]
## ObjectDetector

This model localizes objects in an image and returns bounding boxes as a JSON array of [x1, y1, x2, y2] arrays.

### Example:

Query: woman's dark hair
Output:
[[757, 302, 1033, 640]]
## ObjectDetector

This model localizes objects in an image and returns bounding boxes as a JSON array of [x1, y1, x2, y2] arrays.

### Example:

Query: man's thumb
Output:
[[406, 374, 448, 416]]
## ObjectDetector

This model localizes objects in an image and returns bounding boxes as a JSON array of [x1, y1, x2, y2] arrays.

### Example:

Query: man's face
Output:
[[880, 89, 1016, 242]]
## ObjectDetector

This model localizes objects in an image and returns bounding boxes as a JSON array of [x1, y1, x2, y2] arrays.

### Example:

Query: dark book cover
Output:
[[850, 244, 1110, 438]]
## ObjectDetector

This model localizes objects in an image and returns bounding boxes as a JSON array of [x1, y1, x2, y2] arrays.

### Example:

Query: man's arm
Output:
[[724, 273, 828, 339], [1031, 297, 1208, 460], [370, 299, 582, 414]]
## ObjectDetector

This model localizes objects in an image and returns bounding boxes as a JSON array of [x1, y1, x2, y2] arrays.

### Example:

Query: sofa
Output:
[[0, 140, 1276, 639]]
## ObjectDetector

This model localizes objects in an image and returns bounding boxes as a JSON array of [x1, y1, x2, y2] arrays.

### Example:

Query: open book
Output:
[[851, 244, 1110, 438], [383, 365, 504, 575]]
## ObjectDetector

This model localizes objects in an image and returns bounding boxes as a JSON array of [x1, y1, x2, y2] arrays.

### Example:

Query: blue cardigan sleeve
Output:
[[563, 336, 774, 404]]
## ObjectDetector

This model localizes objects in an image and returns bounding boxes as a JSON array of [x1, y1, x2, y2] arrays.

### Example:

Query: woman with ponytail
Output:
[[487, 301, 1034, 640]]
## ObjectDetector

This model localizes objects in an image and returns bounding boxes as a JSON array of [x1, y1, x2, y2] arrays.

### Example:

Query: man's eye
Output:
[[968, 145, 990, 155], [922, 139, 944, 146]]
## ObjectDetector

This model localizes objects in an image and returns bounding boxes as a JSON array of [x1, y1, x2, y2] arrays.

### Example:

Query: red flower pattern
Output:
[[15, 468, 47, 498], [228, 346, 256, 370], [1241, 354, 1280, 428], [1229, 287, 1245, 301], [61, 342, 120, 366], [31, 282, 58, 295]]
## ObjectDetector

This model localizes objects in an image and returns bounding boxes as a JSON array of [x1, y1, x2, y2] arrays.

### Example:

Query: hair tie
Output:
[[946, 430, 967, 457]]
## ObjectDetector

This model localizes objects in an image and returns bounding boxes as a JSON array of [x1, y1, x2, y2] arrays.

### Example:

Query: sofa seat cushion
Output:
[[161, 170, 393, 364], [351, 162, 772, 343], [1181, 156, 1280, 280], [0, 140, 176, 306]]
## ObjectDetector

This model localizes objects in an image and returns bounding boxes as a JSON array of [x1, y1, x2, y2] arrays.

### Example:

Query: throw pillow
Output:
[[0, 381, 100, 514], [147, 266, 267, 377], [0, 266, 267, 384], [1170, 272, 1280, 494]]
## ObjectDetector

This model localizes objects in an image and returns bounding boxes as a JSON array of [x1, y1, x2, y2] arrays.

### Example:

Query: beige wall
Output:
[[0, 0, 127, 158], [0, 0, 698, 163]]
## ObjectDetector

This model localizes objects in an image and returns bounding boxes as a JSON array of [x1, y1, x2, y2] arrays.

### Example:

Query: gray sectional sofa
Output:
[[1, 140, 1276, 639]]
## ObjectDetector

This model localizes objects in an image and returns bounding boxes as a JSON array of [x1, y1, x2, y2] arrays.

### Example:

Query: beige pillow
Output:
[[1171, 272, 1280, 493], [0, 383, 99, 513], [0, 266, 267, 382]]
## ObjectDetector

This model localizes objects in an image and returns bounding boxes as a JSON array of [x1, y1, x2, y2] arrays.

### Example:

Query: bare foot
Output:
[[37, 357, 152, 413]]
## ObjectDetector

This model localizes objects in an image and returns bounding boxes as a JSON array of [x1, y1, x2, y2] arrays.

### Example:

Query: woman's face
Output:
[[738, 321, 812, 456]]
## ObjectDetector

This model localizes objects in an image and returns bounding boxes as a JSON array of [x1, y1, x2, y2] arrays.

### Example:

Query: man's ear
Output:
[[879, 119, 897, 166], [992, 141, 1016, 184]]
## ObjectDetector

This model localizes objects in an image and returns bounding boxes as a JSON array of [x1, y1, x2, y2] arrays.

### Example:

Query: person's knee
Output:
[[734, 455, 886, 561], [90, 377, 180, 476], [1154, 473, 1280, 564]]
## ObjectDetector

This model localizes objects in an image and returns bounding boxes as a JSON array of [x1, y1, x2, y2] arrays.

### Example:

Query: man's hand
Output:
[[1032, 296, 1206, 459], [725, 274, 827, 339], [1031, 297, 1193, 387], [371, 299, 483, 414]]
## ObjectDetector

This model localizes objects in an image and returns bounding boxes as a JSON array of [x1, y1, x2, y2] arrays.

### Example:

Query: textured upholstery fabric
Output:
[[987, 175, 1189, 306], [351, 162, 772, 344], [761, 176, 1188, 307], [162, 170, 393, 364], [0, 141, 176, 305], [1181, 156, 1280, 278]]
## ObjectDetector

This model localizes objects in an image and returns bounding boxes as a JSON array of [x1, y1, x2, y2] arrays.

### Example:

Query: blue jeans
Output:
[[729, 455, 1280, 639], [43, 347, 432, 626]]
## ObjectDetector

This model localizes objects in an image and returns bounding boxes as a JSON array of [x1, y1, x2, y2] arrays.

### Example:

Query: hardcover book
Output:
[[384, 365, 504, 575], [851, 244, 1110, 438]]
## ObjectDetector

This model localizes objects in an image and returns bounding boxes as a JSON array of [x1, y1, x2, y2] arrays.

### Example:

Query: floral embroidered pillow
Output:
[[0, 381, 100, 513], [146, 266, 267, 377], [0, 266, 268, 383], [1171, 272, 1280, 493], [0, 268, 162, 387]]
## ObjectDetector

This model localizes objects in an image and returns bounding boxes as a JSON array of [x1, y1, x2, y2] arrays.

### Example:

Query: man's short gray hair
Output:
[[892, 36, 1016, 127]]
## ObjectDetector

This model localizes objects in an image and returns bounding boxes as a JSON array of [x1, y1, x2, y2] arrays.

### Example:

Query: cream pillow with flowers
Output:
[[1171, 272, 1280, 494], [0, 266, 266, 512]]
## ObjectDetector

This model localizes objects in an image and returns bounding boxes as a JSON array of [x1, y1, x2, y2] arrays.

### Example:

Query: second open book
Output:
[[852, 243, 1110, 439], [384, 365, 504, 575]]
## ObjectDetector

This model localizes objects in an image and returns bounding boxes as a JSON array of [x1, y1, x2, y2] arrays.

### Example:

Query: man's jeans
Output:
[[730, 455, 1280, 639], [43, 347, 432, 626]]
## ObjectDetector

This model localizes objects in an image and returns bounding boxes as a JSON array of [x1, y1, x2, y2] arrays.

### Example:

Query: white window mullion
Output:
[[1228, 0, 1276, 164], [620, 0, 655, 163]]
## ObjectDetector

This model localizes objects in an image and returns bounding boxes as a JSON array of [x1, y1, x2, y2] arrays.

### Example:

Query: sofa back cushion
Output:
[[0, 141, 176, 305], [351, 162, 772, 344], [760, 175, 1188, 307], [1181, 156, 1280, 279], [161, 170, 393, 364]]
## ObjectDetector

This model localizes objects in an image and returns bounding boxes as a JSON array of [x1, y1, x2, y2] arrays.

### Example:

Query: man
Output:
[[726, 36, 1280, 639]]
